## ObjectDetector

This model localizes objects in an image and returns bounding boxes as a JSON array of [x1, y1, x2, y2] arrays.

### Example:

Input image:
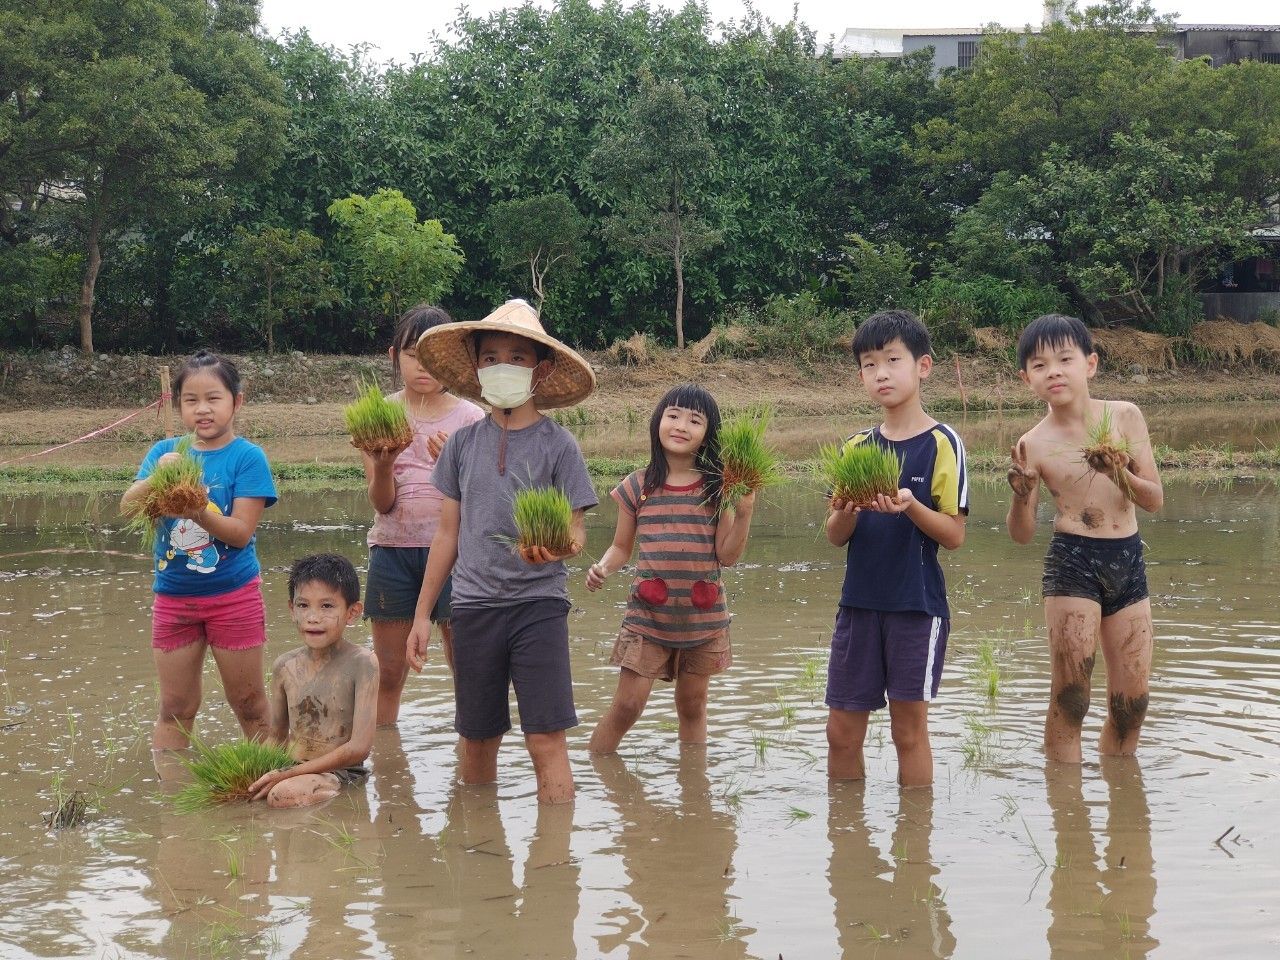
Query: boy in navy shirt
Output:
[[824, 310, 968, 787]]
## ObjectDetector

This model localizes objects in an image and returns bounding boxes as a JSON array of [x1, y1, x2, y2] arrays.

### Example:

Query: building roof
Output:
[[1177, 24, 1280, 32]]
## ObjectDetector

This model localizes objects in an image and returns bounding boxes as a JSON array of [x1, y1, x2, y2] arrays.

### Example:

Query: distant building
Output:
[[832, 22, 1280, 75]]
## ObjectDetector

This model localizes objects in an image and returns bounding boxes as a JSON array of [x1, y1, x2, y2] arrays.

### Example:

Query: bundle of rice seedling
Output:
[[123, 436, 207, 549], [344, 383, 412, 453], [511, 485, 575, 555], [715, 408, 786, 510], [815, 441, 902, 508], [171, 735, 295, 812], [1081, 404, 1134, 495]]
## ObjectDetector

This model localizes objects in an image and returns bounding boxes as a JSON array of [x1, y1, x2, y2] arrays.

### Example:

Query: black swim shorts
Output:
[[1042, 531, 1148, 618]]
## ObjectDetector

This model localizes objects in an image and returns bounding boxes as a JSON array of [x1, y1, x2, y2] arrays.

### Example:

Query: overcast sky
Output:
[[259, 0, 1278, 64]]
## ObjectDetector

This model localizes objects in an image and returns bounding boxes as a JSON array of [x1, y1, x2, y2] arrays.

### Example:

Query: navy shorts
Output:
[[450, 598, 578, 740], [1042, 531, 1148, 618], [825, 606, 949, 712], [365, 545, 452, 623]]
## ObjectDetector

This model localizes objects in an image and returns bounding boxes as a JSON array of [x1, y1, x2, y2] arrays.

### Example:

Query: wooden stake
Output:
[[160, 365, 173, 438]]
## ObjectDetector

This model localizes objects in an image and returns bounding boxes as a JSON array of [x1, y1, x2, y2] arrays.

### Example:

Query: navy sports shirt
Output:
[[839, 423, 968, 618]]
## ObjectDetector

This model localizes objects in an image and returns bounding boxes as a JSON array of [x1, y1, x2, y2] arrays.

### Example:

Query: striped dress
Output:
[[612, 470, 730, 648]]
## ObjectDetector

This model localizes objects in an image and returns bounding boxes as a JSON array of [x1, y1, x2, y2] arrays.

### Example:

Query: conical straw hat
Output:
[[415, 299, 596, 410]]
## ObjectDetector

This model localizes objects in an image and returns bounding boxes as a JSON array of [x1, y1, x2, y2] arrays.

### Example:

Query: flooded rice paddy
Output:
[[1, 474, 1279, 957]]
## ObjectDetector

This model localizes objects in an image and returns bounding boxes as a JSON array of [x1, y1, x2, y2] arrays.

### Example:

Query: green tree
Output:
[[327, 188, 464, 324], [960, 128, 1258, 330], [590, 79, 721, 348], [486, 194, 586, 311], [2, 0, 285, 353], [225, 226, 336, 353], [834, 234, 917, 312]]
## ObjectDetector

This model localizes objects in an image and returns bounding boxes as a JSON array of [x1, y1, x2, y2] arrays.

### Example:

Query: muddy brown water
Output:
[[1, 478, 1278, 958]]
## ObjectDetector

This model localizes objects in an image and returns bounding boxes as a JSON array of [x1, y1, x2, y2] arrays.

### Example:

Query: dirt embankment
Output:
[[4, 342, 1280, 447]]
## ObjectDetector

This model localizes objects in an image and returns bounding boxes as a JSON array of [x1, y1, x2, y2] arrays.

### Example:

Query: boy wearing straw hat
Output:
[[406, 299, 598, 804]]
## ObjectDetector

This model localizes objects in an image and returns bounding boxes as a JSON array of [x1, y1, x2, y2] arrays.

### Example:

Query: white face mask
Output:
[[477, 363, 536, 409]]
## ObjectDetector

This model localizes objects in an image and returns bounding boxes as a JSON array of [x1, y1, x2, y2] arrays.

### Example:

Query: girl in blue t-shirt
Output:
[[121, 351, 278, 755]]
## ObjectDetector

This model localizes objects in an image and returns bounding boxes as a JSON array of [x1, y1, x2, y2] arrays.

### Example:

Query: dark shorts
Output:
[[825, 606, 949, 712], [364, 545, 452, 623], [1042, 531, 1148, 618], [328, 765, 369, 786], [450, 598, 577, 739]]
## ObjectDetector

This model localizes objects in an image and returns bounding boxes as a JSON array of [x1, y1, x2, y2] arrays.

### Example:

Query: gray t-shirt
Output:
[[432, 414, 598, 607]]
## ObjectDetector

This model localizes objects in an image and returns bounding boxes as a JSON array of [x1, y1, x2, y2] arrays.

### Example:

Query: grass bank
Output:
[[3, 447, 1276, 496]]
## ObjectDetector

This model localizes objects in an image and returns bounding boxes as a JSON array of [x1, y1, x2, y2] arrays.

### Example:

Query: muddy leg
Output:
[[1099, 599, 1153, 756], [526, 730, 574, 804], [1043, 597, 1102, 763], [674, 672, 710, 745], [152, 640, 206, 751], [588, 668, 654, 755], [888, 699, 932, 787], [209, 644, 270, 741], [267, 772, 342, 808], [827, 707, 870, 780], [460, 734, 502, 786], [371, 618, 412, 726]]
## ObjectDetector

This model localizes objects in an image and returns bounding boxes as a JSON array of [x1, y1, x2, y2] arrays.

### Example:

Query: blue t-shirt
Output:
[[839, 423, 968, 618], [135, 436, 278, 597]]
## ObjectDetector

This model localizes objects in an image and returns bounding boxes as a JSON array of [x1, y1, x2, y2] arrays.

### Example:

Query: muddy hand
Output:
[[250, 768, 287, 800], [586, 562, 608, 591], [829, 496, 860, 515], [867, 489, 913, 514], [406, 619, 431, 673], [1008, 442, 1038, 499], [425, 431, 448, 460], [520, 541, 579, 565]]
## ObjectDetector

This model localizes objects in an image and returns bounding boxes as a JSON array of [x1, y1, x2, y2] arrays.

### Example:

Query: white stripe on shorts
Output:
[[922, 616, 941, 701]]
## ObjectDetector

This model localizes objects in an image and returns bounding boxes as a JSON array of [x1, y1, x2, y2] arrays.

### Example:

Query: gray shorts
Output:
[[365, 545, 452, 623], [450, 598, 577, 740]]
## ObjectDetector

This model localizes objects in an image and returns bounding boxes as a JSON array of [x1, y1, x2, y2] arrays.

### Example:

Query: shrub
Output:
[[713, 292, 855, 362], [912, 273, 1068, 349]]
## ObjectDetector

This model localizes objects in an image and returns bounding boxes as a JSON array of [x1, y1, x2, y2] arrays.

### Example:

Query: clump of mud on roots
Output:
[[715, 407, 786, 511], [171, 735, 295, 812], [123, 436, 207, 549], [344, 382, 413, 454], [815, 441, 902, 508], [1082, 404, 1134, 496]]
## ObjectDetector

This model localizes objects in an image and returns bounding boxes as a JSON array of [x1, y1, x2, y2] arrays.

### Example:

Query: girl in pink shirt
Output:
[[362, 305, 484, 724]]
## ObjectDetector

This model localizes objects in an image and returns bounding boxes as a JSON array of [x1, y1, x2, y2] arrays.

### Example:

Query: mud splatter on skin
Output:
[[1109, 692, 1149, 740], [1082, 654, 1096, 679], [1056, 683, 1090, 725], [1081, 508, 1103, 529]]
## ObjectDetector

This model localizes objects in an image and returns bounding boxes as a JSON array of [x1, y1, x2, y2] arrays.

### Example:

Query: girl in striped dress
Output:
[[586, 384, 758, 753]]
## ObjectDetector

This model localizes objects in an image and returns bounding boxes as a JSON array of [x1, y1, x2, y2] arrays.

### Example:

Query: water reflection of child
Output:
[[1006, 315, 1163, 762], [586, 385, 758, 754], [248, 554, 377, 807], [824, 312, 969, 787], [360, 305, 483, 725], [120, 351, 277, 758], [827, 784, 954, 958]]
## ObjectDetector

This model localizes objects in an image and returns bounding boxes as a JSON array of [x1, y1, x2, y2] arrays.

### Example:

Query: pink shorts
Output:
[[152, 578, 267, 652]]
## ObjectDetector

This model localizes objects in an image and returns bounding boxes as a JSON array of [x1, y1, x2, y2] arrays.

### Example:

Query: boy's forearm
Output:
[[903, 500, 965, 550], [278, 743, 369, 781], [413, 533, 457, 619], [825, 510, 857, 546], [1006, 499, 1037, 544], [1123, 473, 1163, 513]]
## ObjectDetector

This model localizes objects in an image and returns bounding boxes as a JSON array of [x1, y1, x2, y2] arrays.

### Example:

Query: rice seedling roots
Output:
[[149, 483, 208, 520]]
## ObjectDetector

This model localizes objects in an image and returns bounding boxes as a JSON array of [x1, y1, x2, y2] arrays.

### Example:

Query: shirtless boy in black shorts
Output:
[[1006, 315, 1164, 763]]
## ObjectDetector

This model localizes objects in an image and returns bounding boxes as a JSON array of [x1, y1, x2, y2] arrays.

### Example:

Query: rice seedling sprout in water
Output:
[[510, 485, 575, 555], [815, 441, 901, 508], [715, 407, 786, 510], [171, 735, 294, 812], [122, 436, 207, 550], [344, 382, 413, 453]]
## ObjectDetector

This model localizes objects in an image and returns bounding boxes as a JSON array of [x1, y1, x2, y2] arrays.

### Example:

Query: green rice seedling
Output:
[[344, 382, 412, 453], [1082, 404, 1135, 496], [815, 441, 901, 508], [171, 735, 294, 812], [961, 714, 996, 768], [122, 436, 206, 550], [715, 407, 786, 510], [786, 806, 813, 825], [509, 485, 575, 555], [973, 636, 1001, 700], [45, 773, 90, 830]]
